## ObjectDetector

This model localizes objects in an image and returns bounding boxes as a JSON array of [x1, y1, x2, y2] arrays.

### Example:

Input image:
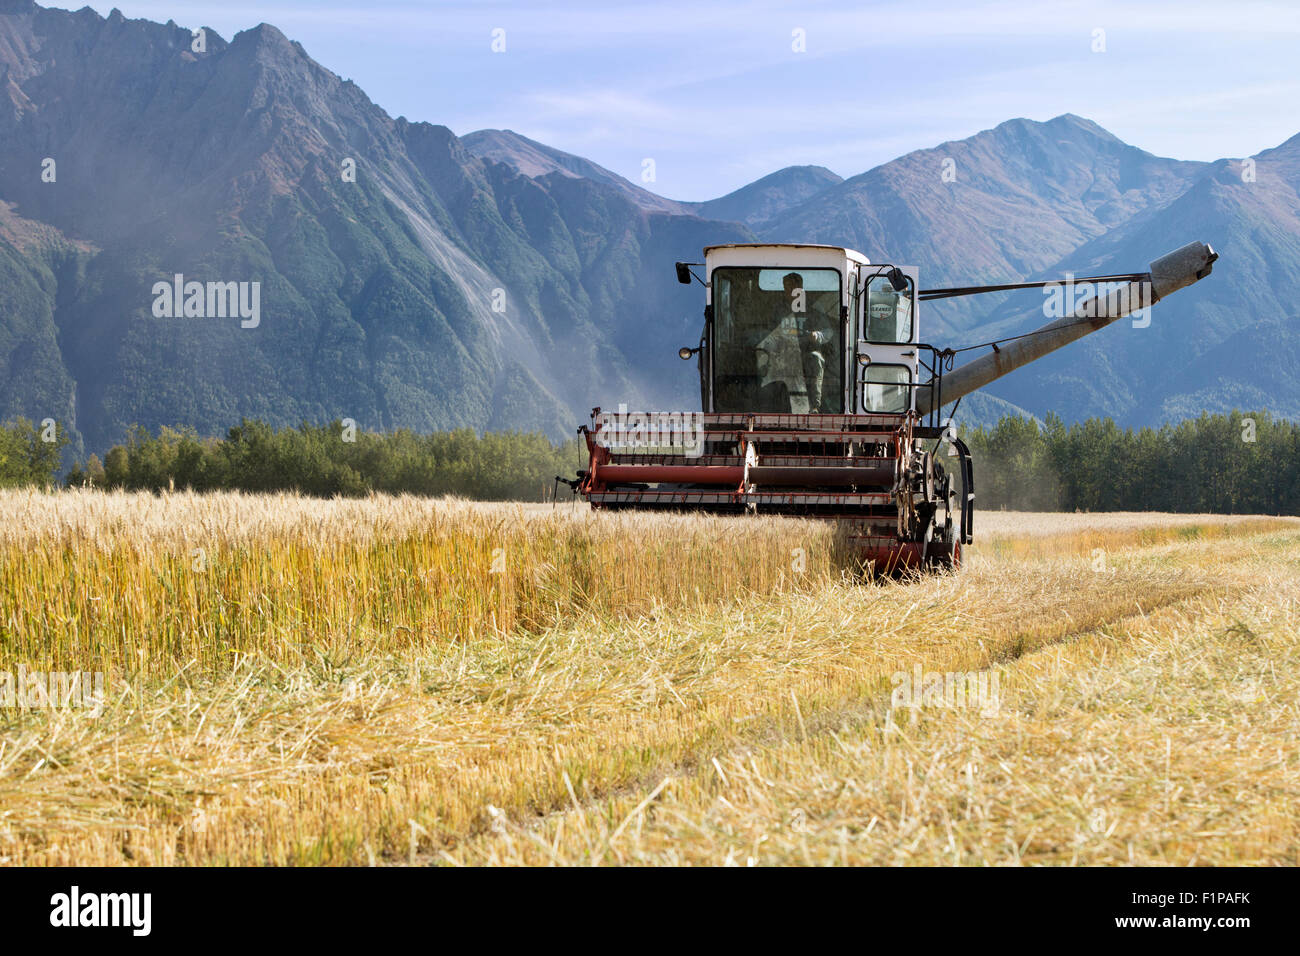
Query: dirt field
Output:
[[0, 490, 1295, 865]]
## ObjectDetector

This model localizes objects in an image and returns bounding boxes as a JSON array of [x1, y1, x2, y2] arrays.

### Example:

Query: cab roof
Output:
[[703, 242, 870, 264]]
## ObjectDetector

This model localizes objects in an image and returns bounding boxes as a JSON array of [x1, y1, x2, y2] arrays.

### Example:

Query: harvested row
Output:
[[448, 559, 1300, 865]]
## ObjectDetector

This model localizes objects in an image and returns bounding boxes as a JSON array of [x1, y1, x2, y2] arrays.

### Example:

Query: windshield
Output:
[[711, 267, 843, 413]]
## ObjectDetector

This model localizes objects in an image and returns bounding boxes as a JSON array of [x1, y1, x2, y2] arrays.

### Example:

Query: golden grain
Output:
[[0, 490, 1294, 865]]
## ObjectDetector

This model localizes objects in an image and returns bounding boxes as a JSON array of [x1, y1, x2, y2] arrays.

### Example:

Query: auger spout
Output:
[[915, 240, 1218, 417]]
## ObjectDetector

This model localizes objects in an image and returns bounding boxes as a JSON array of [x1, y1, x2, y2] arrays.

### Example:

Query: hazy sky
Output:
[[84, 0, 1300, 201]]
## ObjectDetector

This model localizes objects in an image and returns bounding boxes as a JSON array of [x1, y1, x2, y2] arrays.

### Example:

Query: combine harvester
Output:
[[569, 241, 1217, 572]]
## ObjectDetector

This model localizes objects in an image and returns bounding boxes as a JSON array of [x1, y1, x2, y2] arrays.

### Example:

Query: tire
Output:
[[929, 531, 960, 571]]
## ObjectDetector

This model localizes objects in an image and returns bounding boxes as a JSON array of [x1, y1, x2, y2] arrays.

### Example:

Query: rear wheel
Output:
[[927, 525, 960, 571]]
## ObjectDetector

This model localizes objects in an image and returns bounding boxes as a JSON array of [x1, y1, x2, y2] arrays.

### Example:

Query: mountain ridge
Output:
[[0, 1, 1293, 457]]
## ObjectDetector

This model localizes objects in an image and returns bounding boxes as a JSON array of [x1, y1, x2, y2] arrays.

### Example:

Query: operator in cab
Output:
[[755, 272, 835, 413]]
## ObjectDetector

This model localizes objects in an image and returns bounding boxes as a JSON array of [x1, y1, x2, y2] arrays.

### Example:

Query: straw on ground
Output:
[[0, 490, 1294, 865]]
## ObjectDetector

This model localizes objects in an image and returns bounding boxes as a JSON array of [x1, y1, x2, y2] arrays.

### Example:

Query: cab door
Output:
[[856, 265, 919, 414]]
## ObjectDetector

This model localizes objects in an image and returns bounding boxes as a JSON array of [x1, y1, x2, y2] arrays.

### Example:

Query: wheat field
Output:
[[0, 489, 1295, 866]]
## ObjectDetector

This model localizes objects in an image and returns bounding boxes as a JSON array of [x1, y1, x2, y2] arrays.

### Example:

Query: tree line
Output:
[[0, 419, 69, 488], [960, 410, 1299, 514], [60, 420, 584, 501], [0, 411, 1293, 513]]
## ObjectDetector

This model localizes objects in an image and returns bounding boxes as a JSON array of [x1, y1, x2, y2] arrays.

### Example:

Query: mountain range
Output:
[[1, 0, 1296, 458]]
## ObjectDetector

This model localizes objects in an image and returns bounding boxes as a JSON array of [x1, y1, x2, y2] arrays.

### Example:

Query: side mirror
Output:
[[887, 267, 909, 293], [675, 262, 693, 285]]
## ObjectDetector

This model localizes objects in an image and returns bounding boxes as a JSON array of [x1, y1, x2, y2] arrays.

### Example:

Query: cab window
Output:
[[862, 273, 914, 344], [711, 267, 843, 413], [860, 364, 911, 413]]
